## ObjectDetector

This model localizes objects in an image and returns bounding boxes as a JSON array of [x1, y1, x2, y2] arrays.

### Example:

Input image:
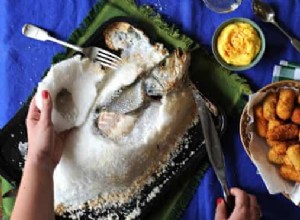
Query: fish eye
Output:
[[149, 95, 162, 100], [95, 107, 101, 114]]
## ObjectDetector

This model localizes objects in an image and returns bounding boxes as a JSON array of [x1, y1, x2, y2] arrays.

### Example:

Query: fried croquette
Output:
[[267, 119, 284, 130], [291, 106, 300, 124], [283, 155, 293, 166], [266, 124, 298, 141], [268, 149, 285, 164], [263, 92, 277, 120], [273, 144, 287, 155], [286, 144, 300, 171], [276, 89, 296, 120], [266, 139, 298, 148], [279, 165, 300, 183], [254, 105, 268, 137], [266, 139, 286, 148]]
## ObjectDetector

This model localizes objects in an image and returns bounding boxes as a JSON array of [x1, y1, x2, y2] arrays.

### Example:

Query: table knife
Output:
[[192, 87, 235, 216]]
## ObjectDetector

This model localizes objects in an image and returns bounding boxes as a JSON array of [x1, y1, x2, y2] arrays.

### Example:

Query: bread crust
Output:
[[103, 22, 150, 51]]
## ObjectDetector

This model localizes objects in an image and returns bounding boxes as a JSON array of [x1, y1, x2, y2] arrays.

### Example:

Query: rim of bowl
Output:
[[202, 0, 242, 13], [212, 17, 266, 71]]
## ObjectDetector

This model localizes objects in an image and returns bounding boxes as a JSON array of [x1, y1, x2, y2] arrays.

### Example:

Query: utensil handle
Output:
[[272, 22, 300, 53], [222, 184, 235, 216], [225, 194, 235, 217], [291, 38, 300, 53], [22, 24, 50, 41], [47, 36, 83, 53], [22, 24, 83, 52]]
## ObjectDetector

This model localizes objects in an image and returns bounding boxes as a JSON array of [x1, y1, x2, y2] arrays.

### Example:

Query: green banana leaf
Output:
[[0, 178, 1, 218], [1, 0, 252, 219], [1, 177, 15, 220]]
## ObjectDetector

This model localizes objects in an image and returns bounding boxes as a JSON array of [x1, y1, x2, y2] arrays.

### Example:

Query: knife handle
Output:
[[225, 194, 235, 217]]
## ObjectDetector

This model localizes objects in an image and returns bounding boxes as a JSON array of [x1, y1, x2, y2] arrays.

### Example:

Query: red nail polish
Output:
[[42, 90, 49, 99], [216, 198, 223, 205]]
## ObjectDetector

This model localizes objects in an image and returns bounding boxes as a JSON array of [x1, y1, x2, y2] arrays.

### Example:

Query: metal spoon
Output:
[[252, 0, 300, 53]]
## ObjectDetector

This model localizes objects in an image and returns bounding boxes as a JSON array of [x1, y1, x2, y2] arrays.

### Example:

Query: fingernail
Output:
[[216, 198, 223, 205], [42, 90, 49, 99]]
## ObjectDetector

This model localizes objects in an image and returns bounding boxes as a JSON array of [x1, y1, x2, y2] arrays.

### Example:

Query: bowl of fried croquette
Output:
[[240, 80, 300, 205], [212, 17, 265, 71]]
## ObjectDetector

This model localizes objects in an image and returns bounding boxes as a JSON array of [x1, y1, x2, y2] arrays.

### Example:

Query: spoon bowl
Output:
[[252, 0, 275, 23]]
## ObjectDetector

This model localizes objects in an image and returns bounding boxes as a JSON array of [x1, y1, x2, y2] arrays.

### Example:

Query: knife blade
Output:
[[192, 87, 235, 216]]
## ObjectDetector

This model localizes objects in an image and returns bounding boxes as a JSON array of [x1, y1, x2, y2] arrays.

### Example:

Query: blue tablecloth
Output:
[[1, 0, 300, 219]]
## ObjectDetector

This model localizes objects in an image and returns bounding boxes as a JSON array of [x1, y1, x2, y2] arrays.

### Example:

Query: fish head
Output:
[[144, 49, 191, 97]]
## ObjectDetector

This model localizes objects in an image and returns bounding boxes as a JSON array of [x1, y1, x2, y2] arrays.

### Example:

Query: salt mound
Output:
[[53, 86, 197, 208], [36, 55, 105, 132]]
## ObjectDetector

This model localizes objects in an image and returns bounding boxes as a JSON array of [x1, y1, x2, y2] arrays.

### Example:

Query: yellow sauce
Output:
[[217, 22, 261, 66]]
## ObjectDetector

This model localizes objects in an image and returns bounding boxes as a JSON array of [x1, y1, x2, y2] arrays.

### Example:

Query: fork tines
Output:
[[96, 49, 122, 69]]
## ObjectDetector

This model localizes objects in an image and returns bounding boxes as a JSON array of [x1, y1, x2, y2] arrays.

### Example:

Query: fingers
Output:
[[40, 90, 53, 124], [26, 91, 53, 129], [27, 96, 41, 123], [249, 195, 261, 220], [214, 189, 261, 220], [230, 187, 250, 208], [229, 188, 261, 220], [214, 198, 227, 220], [249, 194, 258, 207]]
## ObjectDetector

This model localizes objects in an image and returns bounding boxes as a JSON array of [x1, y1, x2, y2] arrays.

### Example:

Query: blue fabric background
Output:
[[1, 0, 300, 219]]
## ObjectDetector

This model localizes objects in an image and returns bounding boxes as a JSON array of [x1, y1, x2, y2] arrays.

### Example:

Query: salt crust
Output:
[[35, 24, 197, 218], [53, 84, 196, 209], [36, 55, 104, 132]]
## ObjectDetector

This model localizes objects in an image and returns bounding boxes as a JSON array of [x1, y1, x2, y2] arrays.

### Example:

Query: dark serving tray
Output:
[[0, 17, 226, 219]]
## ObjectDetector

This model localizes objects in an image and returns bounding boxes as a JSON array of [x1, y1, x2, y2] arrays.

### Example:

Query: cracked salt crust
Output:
[[35, 23, 198, 219]]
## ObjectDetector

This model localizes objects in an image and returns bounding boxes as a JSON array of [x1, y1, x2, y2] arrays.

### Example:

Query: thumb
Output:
[[40, 90, 53, 123], [215, 198, 227, 220]]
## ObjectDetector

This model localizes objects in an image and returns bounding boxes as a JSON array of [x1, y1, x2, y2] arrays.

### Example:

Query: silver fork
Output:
[[22, 24, 121, 69]]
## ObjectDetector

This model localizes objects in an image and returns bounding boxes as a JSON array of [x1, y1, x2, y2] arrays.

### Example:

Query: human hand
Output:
[[26, 90, 66, 171], [215, 188, 261, 220]]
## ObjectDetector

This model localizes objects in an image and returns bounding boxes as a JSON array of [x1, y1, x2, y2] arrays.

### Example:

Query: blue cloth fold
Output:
[[1, 0, 300, 219]]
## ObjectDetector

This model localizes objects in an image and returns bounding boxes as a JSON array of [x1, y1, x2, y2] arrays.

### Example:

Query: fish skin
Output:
[[144, 49, 191, 97]]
